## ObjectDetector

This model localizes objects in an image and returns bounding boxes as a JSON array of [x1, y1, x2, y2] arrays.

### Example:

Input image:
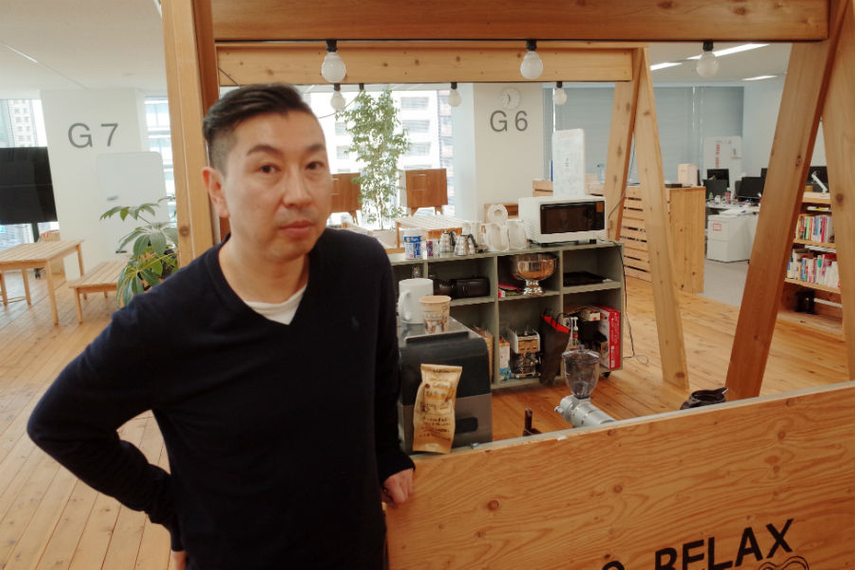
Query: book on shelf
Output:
[[787, 248, 840, 289], [795, 212, 835, 244]]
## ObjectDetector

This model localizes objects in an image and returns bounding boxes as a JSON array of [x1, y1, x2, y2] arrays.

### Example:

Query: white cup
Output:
[[397, 278, 434, 323]]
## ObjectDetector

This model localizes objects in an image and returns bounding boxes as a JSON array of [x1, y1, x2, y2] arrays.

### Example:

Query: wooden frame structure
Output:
[[160, 0, 854, 565]]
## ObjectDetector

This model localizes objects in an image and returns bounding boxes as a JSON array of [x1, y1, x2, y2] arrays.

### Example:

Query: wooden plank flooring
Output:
[[0, 268, 848, 568]]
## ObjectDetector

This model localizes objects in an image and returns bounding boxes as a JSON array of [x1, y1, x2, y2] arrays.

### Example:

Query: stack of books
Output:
[[795, 212, 834, 244], [788, 248, 840, 289]]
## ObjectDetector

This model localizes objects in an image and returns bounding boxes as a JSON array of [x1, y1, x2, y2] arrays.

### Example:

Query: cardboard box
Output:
[[678, 163, 698, 187], [498, 337, 511, 382], [595, 305, 621, 370], [471, 326, 494, 378]]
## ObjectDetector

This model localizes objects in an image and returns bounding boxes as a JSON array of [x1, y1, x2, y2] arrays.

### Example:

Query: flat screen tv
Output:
[[0, 147, 57, 226], [706, 168, 730, 189]]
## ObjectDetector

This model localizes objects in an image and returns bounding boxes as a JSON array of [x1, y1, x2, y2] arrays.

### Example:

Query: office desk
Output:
[[0, 240, 85, 325], [705, 201, 760, 214]]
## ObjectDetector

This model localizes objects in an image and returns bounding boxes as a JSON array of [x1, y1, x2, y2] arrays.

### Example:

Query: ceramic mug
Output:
[[397, 278, 434, 323]]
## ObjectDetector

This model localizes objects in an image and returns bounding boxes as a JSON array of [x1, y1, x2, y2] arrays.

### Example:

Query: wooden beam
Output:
[[192, 0, 230, 240], [210, 0, 828, 42], [821, 0, 855, 378], [193, 0, 220, 113], [727, 1, 850, 400], [162, 0, 215, 261], [216, 42, 633, 86], [604, 49, 641, 241], [631, 48, 688, 390], [386, 382, 855, 568]]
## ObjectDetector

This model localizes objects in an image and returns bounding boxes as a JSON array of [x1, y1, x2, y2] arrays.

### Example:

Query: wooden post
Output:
[[631, 48, 689, 390], [604, 50, 641, 241], [161, 0, 215, 263], [727, 1, 850, 400], [821, 0, 855, 378]]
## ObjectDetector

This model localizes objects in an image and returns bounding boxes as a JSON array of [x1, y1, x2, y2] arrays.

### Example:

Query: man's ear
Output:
[[203, 166, 229, 219]]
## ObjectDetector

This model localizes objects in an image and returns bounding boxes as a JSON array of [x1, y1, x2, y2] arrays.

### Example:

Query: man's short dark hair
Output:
[[202, 83, 315, 172]]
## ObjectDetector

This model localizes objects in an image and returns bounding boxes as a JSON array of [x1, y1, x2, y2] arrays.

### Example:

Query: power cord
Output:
[[617, 232, 649, 366]]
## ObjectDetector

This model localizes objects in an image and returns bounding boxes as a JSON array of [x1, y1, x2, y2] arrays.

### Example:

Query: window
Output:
[[408, 142, 430, 156], [336, 146, 349, 159], [402, 120, 430, 134], [400, 97, 429, 111], [334, 121, 347, 136]]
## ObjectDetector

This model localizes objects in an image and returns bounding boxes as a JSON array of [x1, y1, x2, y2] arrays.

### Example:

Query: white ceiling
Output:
[[0, 0, 792, 100]]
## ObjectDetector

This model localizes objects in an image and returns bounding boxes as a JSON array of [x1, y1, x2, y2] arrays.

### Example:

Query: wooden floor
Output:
[[0, 269, 849, 568]]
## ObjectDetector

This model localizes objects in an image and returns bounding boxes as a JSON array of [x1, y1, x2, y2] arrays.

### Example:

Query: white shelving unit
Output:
[[389, 241, 624, 388]]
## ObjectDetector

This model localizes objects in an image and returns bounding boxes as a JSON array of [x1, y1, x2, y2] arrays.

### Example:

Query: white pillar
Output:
[[40, 89, 151, 278]]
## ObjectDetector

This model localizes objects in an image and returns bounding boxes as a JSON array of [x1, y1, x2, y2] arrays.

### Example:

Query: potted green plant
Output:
[[100, 196, 179, 306], [336, 89, 410, 228]]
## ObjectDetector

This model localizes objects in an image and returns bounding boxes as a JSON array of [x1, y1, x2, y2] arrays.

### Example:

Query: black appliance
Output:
[[397, 317, 492, 453]]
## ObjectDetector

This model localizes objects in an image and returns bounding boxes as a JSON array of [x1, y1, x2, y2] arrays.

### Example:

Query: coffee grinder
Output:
[[507, 327, 540, 378], [554, 349, 615, 427]]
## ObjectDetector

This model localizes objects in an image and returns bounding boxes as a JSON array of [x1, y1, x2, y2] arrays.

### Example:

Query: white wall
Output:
[[743, 78, 826, 177], [40, 89, 149, 278], [453, 83, 544, 221]]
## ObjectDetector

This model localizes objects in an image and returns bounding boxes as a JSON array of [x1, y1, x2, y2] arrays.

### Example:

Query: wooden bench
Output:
[[67, 260, 127, 323]]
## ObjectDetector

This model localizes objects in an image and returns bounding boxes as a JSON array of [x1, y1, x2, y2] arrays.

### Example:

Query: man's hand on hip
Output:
[[381, 468, 414, 507]]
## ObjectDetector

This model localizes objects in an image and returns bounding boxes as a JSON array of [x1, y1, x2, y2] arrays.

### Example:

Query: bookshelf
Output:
[[780, 191, 842, 328]]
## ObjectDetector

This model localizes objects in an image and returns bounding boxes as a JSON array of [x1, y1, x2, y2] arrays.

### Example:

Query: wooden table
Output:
[[0, 240, 85, 325]]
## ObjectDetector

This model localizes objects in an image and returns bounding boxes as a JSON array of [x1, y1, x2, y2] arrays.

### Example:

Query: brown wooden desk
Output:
[[0, 240, 85, 325]]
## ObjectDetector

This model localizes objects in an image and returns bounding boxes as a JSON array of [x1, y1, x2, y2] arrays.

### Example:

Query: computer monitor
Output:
[[706, 168, 730, 189], [737, 176, 764, 202], [703, 178, 728, 200]]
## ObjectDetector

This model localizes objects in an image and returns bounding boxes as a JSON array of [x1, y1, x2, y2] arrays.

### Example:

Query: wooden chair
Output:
[[404, 168, 447, 216], [331, 172, 360, 221]]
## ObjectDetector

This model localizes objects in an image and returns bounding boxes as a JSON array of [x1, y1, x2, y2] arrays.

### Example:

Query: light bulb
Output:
[[552, 82, 567, 105], [520, 50, 543, 80], [321, 41, 346, 83], [448, 82, 462, 107], [330, 88, 346, 111], [695, 41, 719, 78]]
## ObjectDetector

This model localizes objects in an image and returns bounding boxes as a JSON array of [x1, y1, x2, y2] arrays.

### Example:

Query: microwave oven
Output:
[[518, 195, 607, 244]]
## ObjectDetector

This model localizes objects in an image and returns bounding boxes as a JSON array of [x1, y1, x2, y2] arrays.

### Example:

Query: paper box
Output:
[[595, 305, 621, 370], [498, 337, 511, 382], [678, 163, 698, 187]]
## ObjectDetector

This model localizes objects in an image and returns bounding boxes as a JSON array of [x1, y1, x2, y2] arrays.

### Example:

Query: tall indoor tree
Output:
[[337, 89, 410, 227]]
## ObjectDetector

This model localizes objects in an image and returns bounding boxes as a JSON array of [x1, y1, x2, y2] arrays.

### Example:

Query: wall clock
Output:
[[499, 87, 521, 110]]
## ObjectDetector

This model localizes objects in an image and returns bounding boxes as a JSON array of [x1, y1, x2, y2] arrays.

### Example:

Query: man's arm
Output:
[[373, 252, 416, 488], [26, 305, 182, 550]]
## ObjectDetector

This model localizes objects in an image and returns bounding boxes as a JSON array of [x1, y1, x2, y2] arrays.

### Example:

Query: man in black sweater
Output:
[[27, 84, 415, 569]]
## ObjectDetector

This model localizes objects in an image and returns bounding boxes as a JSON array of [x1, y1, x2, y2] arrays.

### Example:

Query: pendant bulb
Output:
[[448, 81, 462, 108]]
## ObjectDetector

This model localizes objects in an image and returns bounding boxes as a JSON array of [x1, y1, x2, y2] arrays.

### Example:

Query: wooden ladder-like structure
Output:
[[159, 1, 854, 565]]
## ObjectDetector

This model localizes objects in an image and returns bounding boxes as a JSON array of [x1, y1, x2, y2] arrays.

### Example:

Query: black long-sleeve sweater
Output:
[[27, 229, 414, 569]]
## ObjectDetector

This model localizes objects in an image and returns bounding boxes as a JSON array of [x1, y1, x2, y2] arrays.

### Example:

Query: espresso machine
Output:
[[554, 349, 615, 427], [507, 327, 540, 379]]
